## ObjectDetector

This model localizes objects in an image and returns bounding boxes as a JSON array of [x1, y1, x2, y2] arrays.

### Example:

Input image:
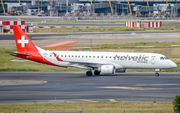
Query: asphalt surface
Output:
[[0, 72, 180, 104], [0, 31, 180, 40]]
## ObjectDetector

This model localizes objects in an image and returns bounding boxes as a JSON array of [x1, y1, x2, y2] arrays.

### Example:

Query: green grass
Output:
[[1, 41, 180, 72], [33, 26, 180, 33], [78, 41, 180, 50], [0, 102, 174, 113]]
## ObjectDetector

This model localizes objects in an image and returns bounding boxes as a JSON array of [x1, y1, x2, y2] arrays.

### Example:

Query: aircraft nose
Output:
[[170, 61, 177, 68]]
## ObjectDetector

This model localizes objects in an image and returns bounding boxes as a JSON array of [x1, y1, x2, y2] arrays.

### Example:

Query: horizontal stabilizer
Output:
[[5, 51, 30, 56]]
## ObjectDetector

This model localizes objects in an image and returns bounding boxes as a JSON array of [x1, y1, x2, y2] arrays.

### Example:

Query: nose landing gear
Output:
[[155, 72, 159, 77], [155, 69, 160, 77]]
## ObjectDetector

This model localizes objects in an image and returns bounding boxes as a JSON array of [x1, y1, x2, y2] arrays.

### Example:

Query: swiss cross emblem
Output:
[[18, 36, 29, 47]]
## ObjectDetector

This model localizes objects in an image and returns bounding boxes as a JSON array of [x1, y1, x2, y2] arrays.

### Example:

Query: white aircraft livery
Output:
[[7, 25, 177, 76]]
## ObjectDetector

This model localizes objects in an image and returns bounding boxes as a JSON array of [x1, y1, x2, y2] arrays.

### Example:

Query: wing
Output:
[[65, 60, 112, 70]]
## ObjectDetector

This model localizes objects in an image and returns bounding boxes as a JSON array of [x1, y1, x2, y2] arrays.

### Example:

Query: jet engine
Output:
[[100, 65, 115, 74]]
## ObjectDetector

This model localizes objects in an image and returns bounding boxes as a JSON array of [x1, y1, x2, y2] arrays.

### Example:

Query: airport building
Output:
[[0, 0, 180, 17]]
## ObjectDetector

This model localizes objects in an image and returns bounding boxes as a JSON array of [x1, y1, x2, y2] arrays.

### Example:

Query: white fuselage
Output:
[[39, 49, 177, 70]]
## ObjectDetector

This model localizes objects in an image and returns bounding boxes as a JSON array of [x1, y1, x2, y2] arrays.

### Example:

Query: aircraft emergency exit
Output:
[[7, 25, 177, 76]]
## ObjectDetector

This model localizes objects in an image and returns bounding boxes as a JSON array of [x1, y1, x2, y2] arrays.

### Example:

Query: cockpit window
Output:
[[160, 57, 169, 60], [160, 57, 164, 60]]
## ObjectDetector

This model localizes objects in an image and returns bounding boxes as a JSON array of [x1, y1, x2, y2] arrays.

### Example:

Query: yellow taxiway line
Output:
[[109, 99, 116, 102], [43, 81, 48, 83], [98, 86, 162, 90], [80, 99, 97, 102]]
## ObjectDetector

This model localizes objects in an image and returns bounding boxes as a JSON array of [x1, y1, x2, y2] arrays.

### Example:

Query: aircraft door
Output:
[[43, 53, 48, 63], [151, 56, 156, 64]]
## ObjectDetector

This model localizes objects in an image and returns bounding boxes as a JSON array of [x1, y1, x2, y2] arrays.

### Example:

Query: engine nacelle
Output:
[[115, 68, 126, 73], [100, 65, 115, 74]]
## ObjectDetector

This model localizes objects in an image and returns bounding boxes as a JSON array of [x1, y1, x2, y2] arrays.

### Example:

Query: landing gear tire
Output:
[[155, 69, 160, 77], [86, 71, 92, 76], [155, 73, 159, 77], [94, 71, 100, 75]]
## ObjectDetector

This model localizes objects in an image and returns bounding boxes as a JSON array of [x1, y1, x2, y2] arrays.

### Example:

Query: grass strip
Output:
[[78, 41, 180, 49], [0, 102, 173, 113], [33, 26, 180, 33]]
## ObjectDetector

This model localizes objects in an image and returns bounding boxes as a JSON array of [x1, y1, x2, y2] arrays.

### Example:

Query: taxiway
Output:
[[0, 72, 179, 104], [0, 31, 179, 40]]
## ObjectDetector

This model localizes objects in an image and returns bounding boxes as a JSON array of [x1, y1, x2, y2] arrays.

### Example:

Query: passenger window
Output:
[[65, 55, 67, 57], [82, 56, 84, 58], [72, 55, 73, 57], [89, 56, 91, 58], [86, 56, 88, 58], [78, 56, 80, 58], [106, 56, 108, 58], [97, 56, 99, 58], [93, 56, 95, 58], [61, 55, 63, 57], [50, 53, 53, 57], [69, 55, 70, 57], [110, 56, 111, 58], [101, 56, 103, 58]]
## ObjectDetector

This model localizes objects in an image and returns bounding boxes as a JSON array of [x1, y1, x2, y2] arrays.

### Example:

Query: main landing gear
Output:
[[94, 70, 100, 75], [86, 71, 92, 76], [86, 70, 101, 76], [155, 69, 160, 77]]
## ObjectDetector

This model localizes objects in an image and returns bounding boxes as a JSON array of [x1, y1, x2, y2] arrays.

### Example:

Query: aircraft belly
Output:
[[120, 61, 132, 68], [122, 61, 151, 69]]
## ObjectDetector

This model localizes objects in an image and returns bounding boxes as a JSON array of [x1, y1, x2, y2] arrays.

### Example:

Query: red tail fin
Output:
[[13, 25, 38, 53]]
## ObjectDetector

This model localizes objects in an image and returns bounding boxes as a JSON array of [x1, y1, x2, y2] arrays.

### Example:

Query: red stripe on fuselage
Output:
[[16, 52, 67, 68], [53, 52, 63, 61]]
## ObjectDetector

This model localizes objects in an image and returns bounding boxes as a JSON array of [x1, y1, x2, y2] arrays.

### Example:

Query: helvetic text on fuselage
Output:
[[114, 54, 149, 63]]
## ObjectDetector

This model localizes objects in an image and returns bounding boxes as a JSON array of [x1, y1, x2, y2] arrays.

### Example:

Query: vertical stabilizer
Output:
[[13, 25, 38, 53]]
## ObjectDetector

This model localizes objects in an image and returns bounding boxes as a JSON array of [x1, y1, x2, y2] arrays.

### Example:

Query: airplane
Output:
[[6, 25, 177, 76]]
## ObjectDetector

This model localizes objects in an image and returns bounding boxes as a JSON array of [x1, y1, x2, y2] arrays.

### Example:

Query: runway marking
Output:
[[0, 80, 48, 86], [109, 99, 116, 102], [43, 81, 48, 83], [80, 99, 97, 102], [98, 86, 162, 90]]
